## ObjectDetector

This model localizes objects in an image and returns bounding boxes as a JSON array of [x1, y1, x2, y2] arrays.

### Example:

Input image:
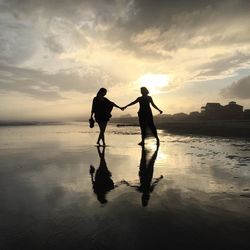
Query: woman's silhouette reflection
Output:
[[90, 146, 122, 204], [124, 145, 163, 207]]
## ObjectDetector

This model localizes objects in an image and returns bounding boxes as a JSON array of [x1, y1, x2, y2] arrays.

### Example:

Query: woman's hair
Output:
[[141, 87, 149, 95], [96, 88, 107, 97]]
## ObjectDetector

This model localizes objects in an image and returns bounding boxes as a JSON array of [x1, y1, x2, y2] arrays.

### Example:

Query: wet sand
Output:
[[113, 119, 250, 138], [0, 122, 250, 250]]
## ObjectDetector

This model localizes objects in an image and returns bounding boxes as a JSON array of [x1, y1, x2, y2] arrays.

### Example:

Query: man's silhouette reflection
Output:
[[124, 145, 163, 207], [90, 146, 121, 204]]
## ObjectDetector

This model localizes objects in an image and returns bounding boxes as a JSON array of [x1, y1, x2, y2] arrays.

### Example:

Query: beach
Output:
[[112, 118, 250, 138], [0, 122, 250, 250]]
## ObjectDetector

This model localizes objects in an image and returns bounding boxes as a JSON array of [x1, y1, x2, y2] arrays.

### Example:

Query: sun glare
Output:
[[137, 73, 170, 93]]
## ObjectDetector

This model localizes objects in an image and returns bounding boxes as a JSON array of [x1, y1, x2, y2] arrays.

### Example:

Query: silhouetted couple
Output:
[[90, 145, 163, 206], [90, 87, 163, 146]]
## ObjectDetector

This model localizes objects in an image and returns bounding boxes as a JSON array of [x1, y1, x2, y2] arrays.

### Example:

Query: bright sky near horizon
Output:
[[1, 0, 250, 121]]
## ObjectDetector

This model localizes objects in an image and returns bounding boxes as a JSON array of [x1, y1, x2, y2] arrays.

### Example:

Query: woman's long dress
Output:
[[137, 96, 158, 139]]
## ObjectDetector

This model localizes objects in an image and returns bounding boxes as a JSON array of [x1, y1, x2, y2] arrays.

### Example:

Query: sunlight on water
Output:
[[0, 122, 250, 249]]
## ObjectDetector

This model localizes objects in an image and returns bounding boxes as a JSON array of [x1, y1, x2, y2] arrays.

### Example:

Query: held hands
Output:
[[117, 106, 124, 111], [119, 106, 161, 112]]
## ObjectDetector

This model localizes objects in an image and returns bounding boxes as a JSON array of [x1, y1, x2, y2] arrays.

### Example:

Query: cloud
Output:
[[108, 0, 250, 48], [0, 13, 39, 65], [0, 64, 111, 101], [44, 35, 66, 54], [220, 75, 250, 99], [193, 52, 250, 80], [1, 0, 250, 119], [1, 0, 250, 72]]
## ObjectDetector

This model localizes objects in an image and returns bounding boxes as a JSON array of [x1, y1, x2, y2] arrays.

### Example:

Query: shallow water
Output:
[[0, 122, 250, 250]]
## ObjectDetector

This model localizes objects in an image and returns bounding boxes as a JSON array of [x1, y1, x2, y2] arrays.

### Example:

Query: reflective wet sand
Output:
[[0, 123, 250, 249]]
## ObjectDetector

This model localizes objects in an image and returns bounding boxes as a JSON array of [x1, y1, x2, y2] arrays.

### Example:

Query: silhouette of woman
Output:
[[123, 87, 163, 145], [123, 145, 163, 207], [89, 146, 123, 204], [90, 88, 122, 146]]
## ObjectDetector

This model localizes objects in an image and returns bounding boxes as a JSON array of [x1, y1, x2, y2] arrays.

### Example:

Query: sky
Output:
[[1, 0, 250, 121]]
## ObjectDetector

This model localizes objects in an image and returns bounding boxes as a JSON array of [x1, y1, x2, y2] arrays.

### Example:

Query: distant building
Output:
[[204, 103, 223, 112], [201, 101, 244, 119], [201, 103, 223, 119], [223, 101, 243, 118]]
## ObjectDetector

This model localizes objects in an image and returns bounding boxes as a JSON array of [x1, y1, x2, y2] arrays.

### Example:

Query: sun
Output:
[[137, 73, 170, 93]]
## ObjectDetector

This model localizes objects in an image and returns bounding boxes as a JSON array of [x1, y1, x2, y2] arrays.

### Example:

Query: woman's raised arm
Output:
[[123, 98, 139, 110]]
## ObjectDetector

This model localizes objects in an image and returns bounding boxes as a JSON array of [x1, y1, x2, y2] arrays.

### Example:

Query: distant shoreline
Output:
[[0, 121, 65, 126]]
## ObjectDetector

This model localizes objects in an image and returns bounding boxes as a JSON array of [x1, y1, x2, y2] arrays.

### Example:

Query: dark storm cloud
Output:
[[0, 64, 109, 100], [221, 76, 250, 99]]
